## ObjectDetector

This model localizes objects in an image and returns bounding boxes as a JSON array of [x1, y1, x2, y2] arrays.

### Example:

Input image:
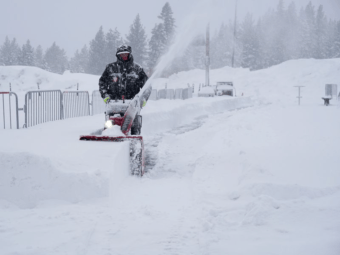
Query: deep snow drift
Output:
[[0, 59, 340, 255]]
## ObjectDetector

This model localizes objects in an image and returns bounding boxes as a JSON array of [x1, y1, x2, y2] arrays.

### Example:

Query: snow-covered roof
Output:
[[216, 85, 233, 91]]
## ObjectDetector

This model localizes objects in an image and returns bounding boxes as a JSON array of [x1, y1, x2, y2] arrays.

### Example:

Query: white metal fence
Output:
[[24, 90, 63, 128], [0, 92, 20, 129], [153, 88, 192, 100], [63, 91, 90, 119], [1, 87, 194, 129], [92, 90, 106, 115]]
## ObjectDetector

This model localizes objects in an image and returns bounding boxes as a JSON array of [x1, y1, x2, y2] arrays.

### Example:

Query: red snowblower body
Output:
[[80, 95, 145, 176]]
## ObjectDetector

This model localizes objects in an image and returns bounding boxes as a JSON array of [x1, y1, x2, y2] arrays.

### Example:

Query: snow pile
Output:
[[152, 58, 340, 105], [0, 151, 106, 209], [0, 66, 99, 103], [101, 124, 125, 136]]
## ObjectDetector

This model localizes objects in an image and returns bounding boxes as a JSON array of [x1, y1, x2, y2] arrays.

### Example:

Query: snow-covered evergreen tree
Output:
[[186, 35, 205, 70], [210, 23, 233, 69], [44, 42, 68, 74], [105, 28, 123, 64], [315, 5, 328, 59], [158, 2, 175, 45], [88, 26, 107, 75], [299, 2, 317, 58], [333, 21, 340, 58], [285, 2, 299, 59], [20, 40, 35, 66], [70, 45, 89, 73], [148, 23, 166, 72], [0, 37, 11, 65], [126, 14, 147, 65], [240, 14, 260, 70], [0, 37, 21, 65], [34, 45, 44, 69], [269, 0, 288, 65]]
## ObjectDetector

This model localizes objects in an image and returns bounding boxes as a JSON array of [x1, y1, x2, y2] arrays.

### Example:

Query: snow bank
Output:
[[0, 66, 99, 93], [0, 152, 106, 209]]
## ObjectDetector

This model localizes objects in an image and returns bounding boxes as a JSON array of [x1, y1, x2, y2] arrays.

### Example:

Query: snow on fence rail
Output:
[[0, 92, 20, 129]]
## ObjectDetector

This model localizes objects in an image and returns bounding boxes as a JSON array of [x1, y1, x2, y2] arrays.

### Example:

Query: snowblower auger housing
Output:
[[79, 97, 145, 176]]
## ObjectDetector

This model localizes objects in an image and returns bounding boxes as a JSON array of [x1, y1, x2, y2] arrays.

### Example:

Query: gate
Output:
[[24, 90, 63, 128], [149, 89, 158, 100], [92, 90, 105, 115], [63, 91, 90, 119], [0, 92, 19, 129], [182, 88, 193, 99], [175, 89, 183, 99], [325, 84, 338, 98], [166, 89, 175, 99]]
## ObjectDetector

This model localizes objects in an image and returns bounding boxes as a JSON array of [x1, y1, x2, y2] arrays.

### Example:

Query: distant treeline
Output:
[[0, 1, 339, 76]]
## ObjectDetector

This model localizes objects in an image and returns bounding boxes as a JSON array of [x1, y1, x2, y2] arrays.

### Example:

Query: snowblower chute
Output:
[[80, 96, 145, 176]]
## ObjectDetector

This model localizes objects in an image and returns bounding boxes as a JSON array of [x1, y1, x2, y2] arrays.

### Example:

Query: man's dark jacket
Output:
[[99, 55, 149, 100]]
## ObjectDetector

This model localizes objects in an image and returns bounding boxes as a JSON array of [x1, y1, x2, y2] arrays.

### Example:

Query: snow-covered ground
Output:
[[0, 59, 340, 255]]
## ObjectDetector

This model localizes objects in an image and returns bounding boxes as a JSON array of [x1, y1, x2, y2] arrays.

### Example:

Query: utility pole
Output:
[[205, 23, 210, 87], [231, 0, 238, 68], [294, 86, 305, 105]]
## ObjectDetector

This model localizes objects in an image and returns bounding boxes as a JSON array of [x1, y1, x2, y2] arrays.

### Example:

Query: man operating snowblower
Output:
[[80, 45, 151, 176], [98, 45, 151, 135]]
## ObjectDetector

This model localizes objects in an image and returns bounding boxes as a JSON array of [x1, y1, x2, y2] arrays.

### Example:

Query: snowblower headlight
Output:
[[104, 120, 113, 129]]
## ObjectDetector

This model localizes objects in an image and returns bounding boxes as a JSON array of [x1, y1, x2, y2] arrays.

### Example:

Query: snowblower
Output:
[[80, 95, 145, 176]]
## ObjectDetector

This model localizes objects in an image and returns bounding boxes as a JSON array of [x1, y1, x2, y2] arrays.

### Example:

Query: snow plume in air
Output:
[[140, 0, 217, 94]]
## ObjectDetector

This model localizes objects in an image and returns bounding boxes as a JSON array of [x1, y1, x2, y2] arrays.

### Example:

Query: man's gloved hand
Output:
[[142, 99, 147, 108], [103, 96, 110, 104]]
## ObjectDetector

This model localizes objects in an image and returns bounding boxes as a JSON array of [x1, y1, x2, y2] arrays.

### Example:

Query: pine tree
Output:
[[0, 37, 21, 65], [210, 23, 233, 69], [44, 42, 68, 74], [0, 37, 11, 65], [299, 2, 317, 58], [240, 13, 260, 70], [158, 2, 175, 44], [186, 35, 205, 70], [126, 14, 147, 65], [267, 0, 287, 66], [148, 23, 166, 72], [79, 45, 89, 73], [105, 28, 123, 64], [254, 18, 266, 69], [70, 45, 89, 73], [70, 49, 81, 73], [34, 45, 44, 69], [285, 2, 299, 59], [20, 40, 35, 66], [10, 38, 21, 65], [333, 21, 340, 58], [88, 26, 107, 75], [315, 5, 328, 59]]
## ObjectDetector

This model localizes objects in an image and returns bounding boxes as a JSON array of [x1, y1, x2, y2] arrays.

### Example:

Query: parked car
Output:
[[215, 81, 234, 96]]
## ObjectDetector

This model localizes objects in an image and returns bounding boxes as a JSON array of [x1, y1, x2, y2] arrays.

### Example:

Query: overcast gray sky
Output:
[[1, 0, 339, 56]]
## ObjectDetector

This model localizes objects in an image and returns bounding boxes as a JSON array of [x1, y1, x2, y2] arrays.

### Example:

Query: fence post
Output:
[[9, 84, 12, 129]]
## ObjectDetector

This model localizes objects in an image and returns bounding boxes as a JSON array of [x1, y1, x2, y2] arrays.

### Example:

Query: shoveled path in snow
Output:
[[82, 102, 340, 255]]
